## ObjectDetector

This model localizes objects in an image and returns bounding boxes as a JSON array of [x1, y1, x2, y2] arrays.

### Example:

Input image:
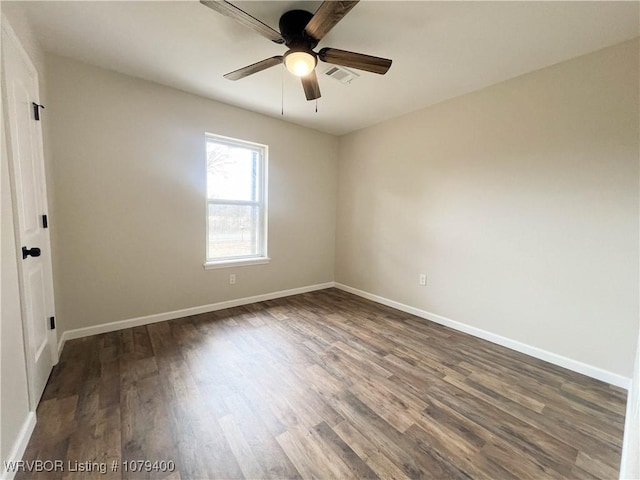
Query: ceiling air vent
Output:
[[324, 66, 360, 84]]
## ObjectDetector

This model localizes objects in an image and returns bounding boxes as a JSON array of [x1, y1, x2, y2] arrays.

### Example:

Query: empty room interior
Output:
[[1, 1, 640, 479]]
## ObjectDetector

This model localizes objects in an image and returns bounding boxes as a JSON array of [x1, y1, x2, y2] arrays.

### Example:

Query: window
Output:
[[205, 133, 268, 268]]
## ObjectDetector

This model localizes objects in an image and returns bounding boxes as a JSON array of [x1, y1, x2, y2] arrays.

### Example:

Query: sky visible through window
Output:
[[206, 142, 257, 201]]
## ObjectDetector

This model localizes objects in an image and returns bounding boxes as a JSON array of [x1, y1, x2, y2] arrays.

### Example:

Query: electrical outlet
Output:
[[229, 274, 236, 285], [419, 274, 427, 286]]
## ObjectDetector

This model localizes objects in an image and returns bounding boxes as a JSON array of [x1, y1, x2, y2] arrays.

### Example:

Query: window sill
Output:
[[203, 257, 270, 270]]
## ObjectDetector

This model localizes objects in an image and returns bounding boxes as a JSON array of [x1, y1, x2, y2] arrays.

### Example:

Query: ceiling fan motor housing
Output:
[[279, 10, 318, 48]]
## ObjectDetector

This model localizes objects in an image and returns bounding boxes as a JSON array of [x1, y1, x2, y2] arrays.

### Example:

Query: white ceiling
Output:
[[4, 1, 639, 135]]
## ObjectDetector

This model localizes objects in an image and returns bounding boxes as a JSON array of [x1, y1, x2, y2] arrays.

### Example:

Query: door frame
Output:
[[1, 20, 58, 410]]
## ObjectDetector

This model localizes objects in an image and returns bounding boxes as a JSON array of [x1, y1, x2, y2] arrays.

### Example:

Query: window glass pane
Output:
[[206, 141, 258, 201], [207, 203, 261, 259]]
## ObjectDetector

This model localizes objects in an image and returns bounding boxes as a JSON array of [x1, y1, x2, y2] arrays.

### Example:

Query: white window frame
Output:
[[204, 133, 269, 270]]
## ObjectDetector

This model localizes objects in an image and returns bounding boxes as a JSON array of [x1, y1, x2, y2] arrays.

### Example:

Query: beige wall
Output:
[[44, 54, 338, 335], [336, 40, 639, 378]]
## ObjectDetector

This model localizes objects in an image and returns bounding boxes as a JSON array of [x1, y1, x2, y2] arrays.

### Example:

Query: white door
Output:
[[2, 23, 58, 409]]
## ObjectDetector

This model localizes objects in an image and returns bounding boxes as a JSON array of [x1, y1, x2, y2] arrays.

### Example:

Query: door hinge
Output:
[[42, 214, 48, 228], [49, 316, 56, 330], [32, 102, 45, 121]]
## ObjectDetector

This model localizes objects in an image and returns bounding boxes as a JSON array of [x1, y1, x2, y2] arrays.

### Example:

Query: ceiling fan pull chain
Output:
[[315, 99, 318, 113], [281, 64, 285, 116]]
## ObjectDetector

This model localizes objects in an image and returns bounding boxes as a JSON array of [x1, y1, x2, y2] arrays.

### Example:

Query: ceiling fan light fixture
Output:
[[284, 49, 317, 77]]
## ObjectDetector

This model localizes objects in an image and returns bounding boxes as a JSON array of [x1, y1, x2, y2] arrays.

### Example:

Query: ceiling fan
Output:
[[200, 0, 392, 101]]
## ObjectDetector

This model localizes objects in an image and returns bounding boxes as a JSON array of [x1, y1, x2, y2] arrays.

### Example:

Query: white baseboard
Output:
[[1, 412, 37, 480], [619, 334, 639, 478], [334, 283, 631, 389], [56, 280, 630, 389], [57, 282, 335, 355], [619, 377, 638, 478]]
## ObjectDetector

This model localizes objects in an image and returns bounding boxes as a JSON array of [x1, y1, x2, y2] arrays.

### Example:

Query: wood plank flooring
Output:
[[17, 288, 627, 479]]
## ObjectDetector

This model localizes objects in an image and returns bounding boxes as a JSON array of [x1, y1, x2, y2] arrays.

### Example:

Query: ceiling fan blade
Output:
[[200, 1, 284, 44], [224, 56, 283, 81], [304, 1, 359, 42], [301, 70, 321, 101], [318, 48, 392, 75]]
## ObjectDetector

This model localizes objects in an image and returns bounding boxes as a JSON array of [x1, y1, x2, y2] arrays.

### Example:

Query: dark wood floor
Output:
[[18, 288, 627, 479]]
